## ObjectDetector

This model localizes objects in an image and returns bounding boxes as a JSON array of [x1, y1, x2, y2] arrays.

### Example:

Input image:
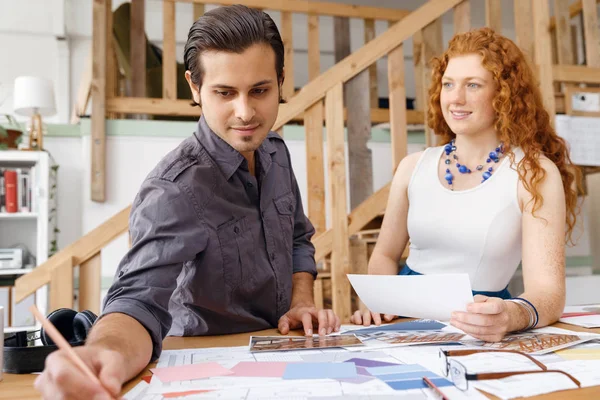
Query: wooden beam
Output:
[[49, 257, 74, 311], [91, 0, 108, 202], [14, 206, 131, 302], [305, 15, 325, 236], [313, 182, 390, 262], [364, 18, 378, 108], [553, 65, 600, 84], [106, 96, 425, 123], [131, 0, 146, 98], [532, 0, 555, 119], [175, 0, 411, 21], [281, 11, 294, 101], [453, 0, 470, 34], [273, 0, 465, 131], [514, 0, 534, 63], [163, 0, 176, 100], [413, 30, 424, 111], [485, 0, 502, 33], [326, 82, 351, 323], [388, 44, 408, 172], [193, 3, 204, 20], [550, 0, 600, 31], [421, 18, 443, 147], [304, 102, 326, 235], [307, 13, 320, 80], [106, 0, 116, 118], [79, 253, 102, 314], [582, 0, 600, 67], [554, 0, 576, 66]]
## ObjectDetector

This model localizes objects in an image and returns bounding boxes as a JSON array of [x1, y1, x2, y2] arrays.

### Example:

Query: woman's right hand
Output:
[[34, 345, 126, 400], [350, 309, 396, 326]]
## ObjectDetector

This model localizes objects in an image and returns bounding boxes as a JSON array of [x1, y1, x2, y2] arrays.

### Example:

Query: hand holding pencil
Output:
[[30, 305, 125, 400]]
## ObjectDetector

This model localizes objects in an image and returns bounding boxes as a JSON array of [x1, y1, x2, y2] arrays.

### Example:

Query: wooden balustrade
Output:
[[25, 0, 600, 321]]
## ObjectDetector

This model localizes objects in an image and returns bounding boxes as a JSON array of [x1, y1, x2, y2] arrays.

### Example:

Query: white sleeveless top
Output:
[[405, 145, 525, 291]]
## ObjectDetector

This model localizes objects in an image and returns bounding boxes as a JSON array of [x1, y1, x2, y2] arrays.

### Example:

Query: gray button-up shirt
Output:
[[102, 117, 316, 359]]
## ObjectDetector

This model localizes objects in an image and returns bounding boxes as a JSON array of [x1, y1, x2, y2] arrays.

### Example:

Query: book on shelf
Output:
[[1, 167, 36, 214]]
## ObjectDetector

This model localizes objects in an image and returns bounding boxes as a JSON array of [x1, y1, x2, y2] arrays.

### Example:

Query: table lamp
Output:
[[13, 76, 57, 151]]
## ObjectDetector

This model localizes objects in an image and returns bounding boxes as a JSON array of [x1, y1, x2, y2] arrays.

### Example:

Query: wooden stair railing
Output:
[[14, 206, 131, 314]]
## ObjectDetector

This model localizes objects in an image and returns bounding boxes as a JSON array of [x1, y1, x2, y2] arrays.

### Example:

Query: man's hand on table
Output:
[[34, 345, 126, 400], [278, 303, 340, 336]]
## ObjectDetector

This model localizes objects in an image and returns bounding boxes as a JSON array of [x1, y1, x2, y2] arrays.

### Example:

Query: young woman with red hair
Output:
[[351, 28, 581, 342]]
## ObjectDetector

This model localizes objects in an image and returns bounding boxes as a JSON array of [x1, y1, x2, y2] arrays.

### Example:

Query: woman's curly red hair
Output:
[[427, 28, 581, 244]]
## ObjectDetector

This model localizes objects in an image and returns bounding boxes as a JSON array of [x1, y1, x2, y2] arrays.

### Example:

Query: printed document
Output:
[[347, 273, 473, 320]]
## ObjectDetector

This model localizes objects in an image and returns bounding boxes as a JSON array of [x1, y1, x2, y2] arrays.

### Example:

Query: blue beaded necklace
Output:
[[443, 139, 504, 189]]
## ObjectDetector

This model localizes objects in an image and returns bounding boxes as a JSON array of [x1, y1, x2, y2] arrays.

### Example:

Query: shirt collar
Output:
[[194, 116, 277, 180]]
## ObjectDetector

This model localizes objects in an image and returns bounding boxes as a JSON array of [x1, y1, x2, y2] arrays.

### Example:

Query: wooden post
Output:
[[91, 0, 108, 202], [532, 0, 556, 119], [131, 0, 146, 98], [163, 0, 176, 100], [304, 100, 326, 235], [193, 3, 204, 20], [79, 253, 102, 315], [422, 19, 443, 147], [281, 11, 294, 99], [388, 44, 408, 172], [582, 0, 600, 67], [364, 18, 378, 108], [485, 0, 502, 33], [349, 237, 368, 311], [554, 0, 576, 94], [413, 30, 424, 112], [106, 0, 117, 118], [49, 257, 74, 311], [306, 14, 326, 307], [305, 14, 325, 235], [453, 0, 470, 34], [326, 83, 351, 323], [514, 0, 534, 64]]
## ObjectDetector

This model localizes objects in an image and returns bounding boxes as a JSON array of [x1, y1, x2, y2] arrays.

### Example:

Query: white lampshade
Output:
[[13, 76, 57, 117]]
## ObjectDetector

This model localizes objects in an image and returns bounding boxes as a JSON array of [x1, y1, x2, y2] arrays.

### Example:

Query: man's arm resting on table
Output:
[[86, 313, 153, 381]]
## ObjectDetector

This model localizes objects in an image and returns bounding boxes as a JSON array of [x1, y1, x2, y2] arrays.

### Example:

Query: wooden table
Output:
[[2, 323, 599, 400]]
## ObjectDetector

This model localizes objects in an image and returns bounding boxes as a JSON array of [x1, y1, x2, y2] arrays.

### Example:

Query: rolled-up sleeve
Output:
[[289, 167, 317, 278], [101, 177, 207, 360]]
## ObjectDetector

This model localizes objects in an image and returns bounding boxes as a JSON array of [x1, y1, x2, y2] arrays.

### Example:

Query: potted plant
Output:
[[0, 114, 24, 150]]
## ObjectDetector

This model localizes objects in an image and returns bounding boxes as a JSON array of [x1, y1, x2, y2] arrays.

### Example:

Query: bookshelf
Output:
[[0, 150, 49, 332]]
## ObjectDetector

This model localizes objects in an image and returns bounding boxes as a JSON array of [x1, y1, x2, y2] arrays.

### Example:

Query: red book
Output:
[[4, 170, 18, 213]]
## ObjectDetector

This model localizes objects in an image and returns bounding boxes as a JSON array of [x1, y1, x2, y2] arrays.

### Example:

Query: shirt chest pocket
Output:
[[273, 192, 295, 253], [216, 216, 255, 289]]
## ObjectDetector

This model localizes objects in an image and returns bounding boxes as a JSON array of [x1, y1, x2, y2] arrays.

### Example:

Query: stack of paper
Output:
[[559, 305, 600, 328]]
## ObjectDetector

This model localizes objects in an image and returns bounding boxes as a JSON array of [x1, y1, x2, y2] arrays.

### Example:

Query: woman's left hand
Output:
[[449, 295, 511, 342]]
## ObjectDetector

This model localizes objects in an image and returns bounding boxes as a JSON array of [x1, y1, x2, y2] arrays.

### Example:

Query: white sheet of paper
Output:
[[347, 273, 473, 321]]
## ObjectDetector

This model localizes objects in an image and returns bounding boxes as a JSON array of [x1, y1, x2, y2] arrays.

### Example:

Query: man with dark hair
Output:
[[34, 5, 339, 399]]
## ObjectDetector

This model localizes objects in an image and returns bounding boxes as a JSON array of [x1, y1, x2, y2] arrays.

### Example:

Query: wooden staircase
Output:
[[14, 0, 600, 323]]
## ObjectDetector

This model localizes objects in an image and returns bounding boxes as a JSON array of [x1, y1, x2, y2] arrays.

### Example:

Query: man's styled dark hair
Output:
[[183, 4, 285, 103]]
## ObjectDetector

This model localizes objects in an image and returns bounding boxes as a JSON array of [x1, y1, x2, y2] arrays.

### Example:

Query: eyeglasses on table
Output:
[[438, 348, 581, 391]]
